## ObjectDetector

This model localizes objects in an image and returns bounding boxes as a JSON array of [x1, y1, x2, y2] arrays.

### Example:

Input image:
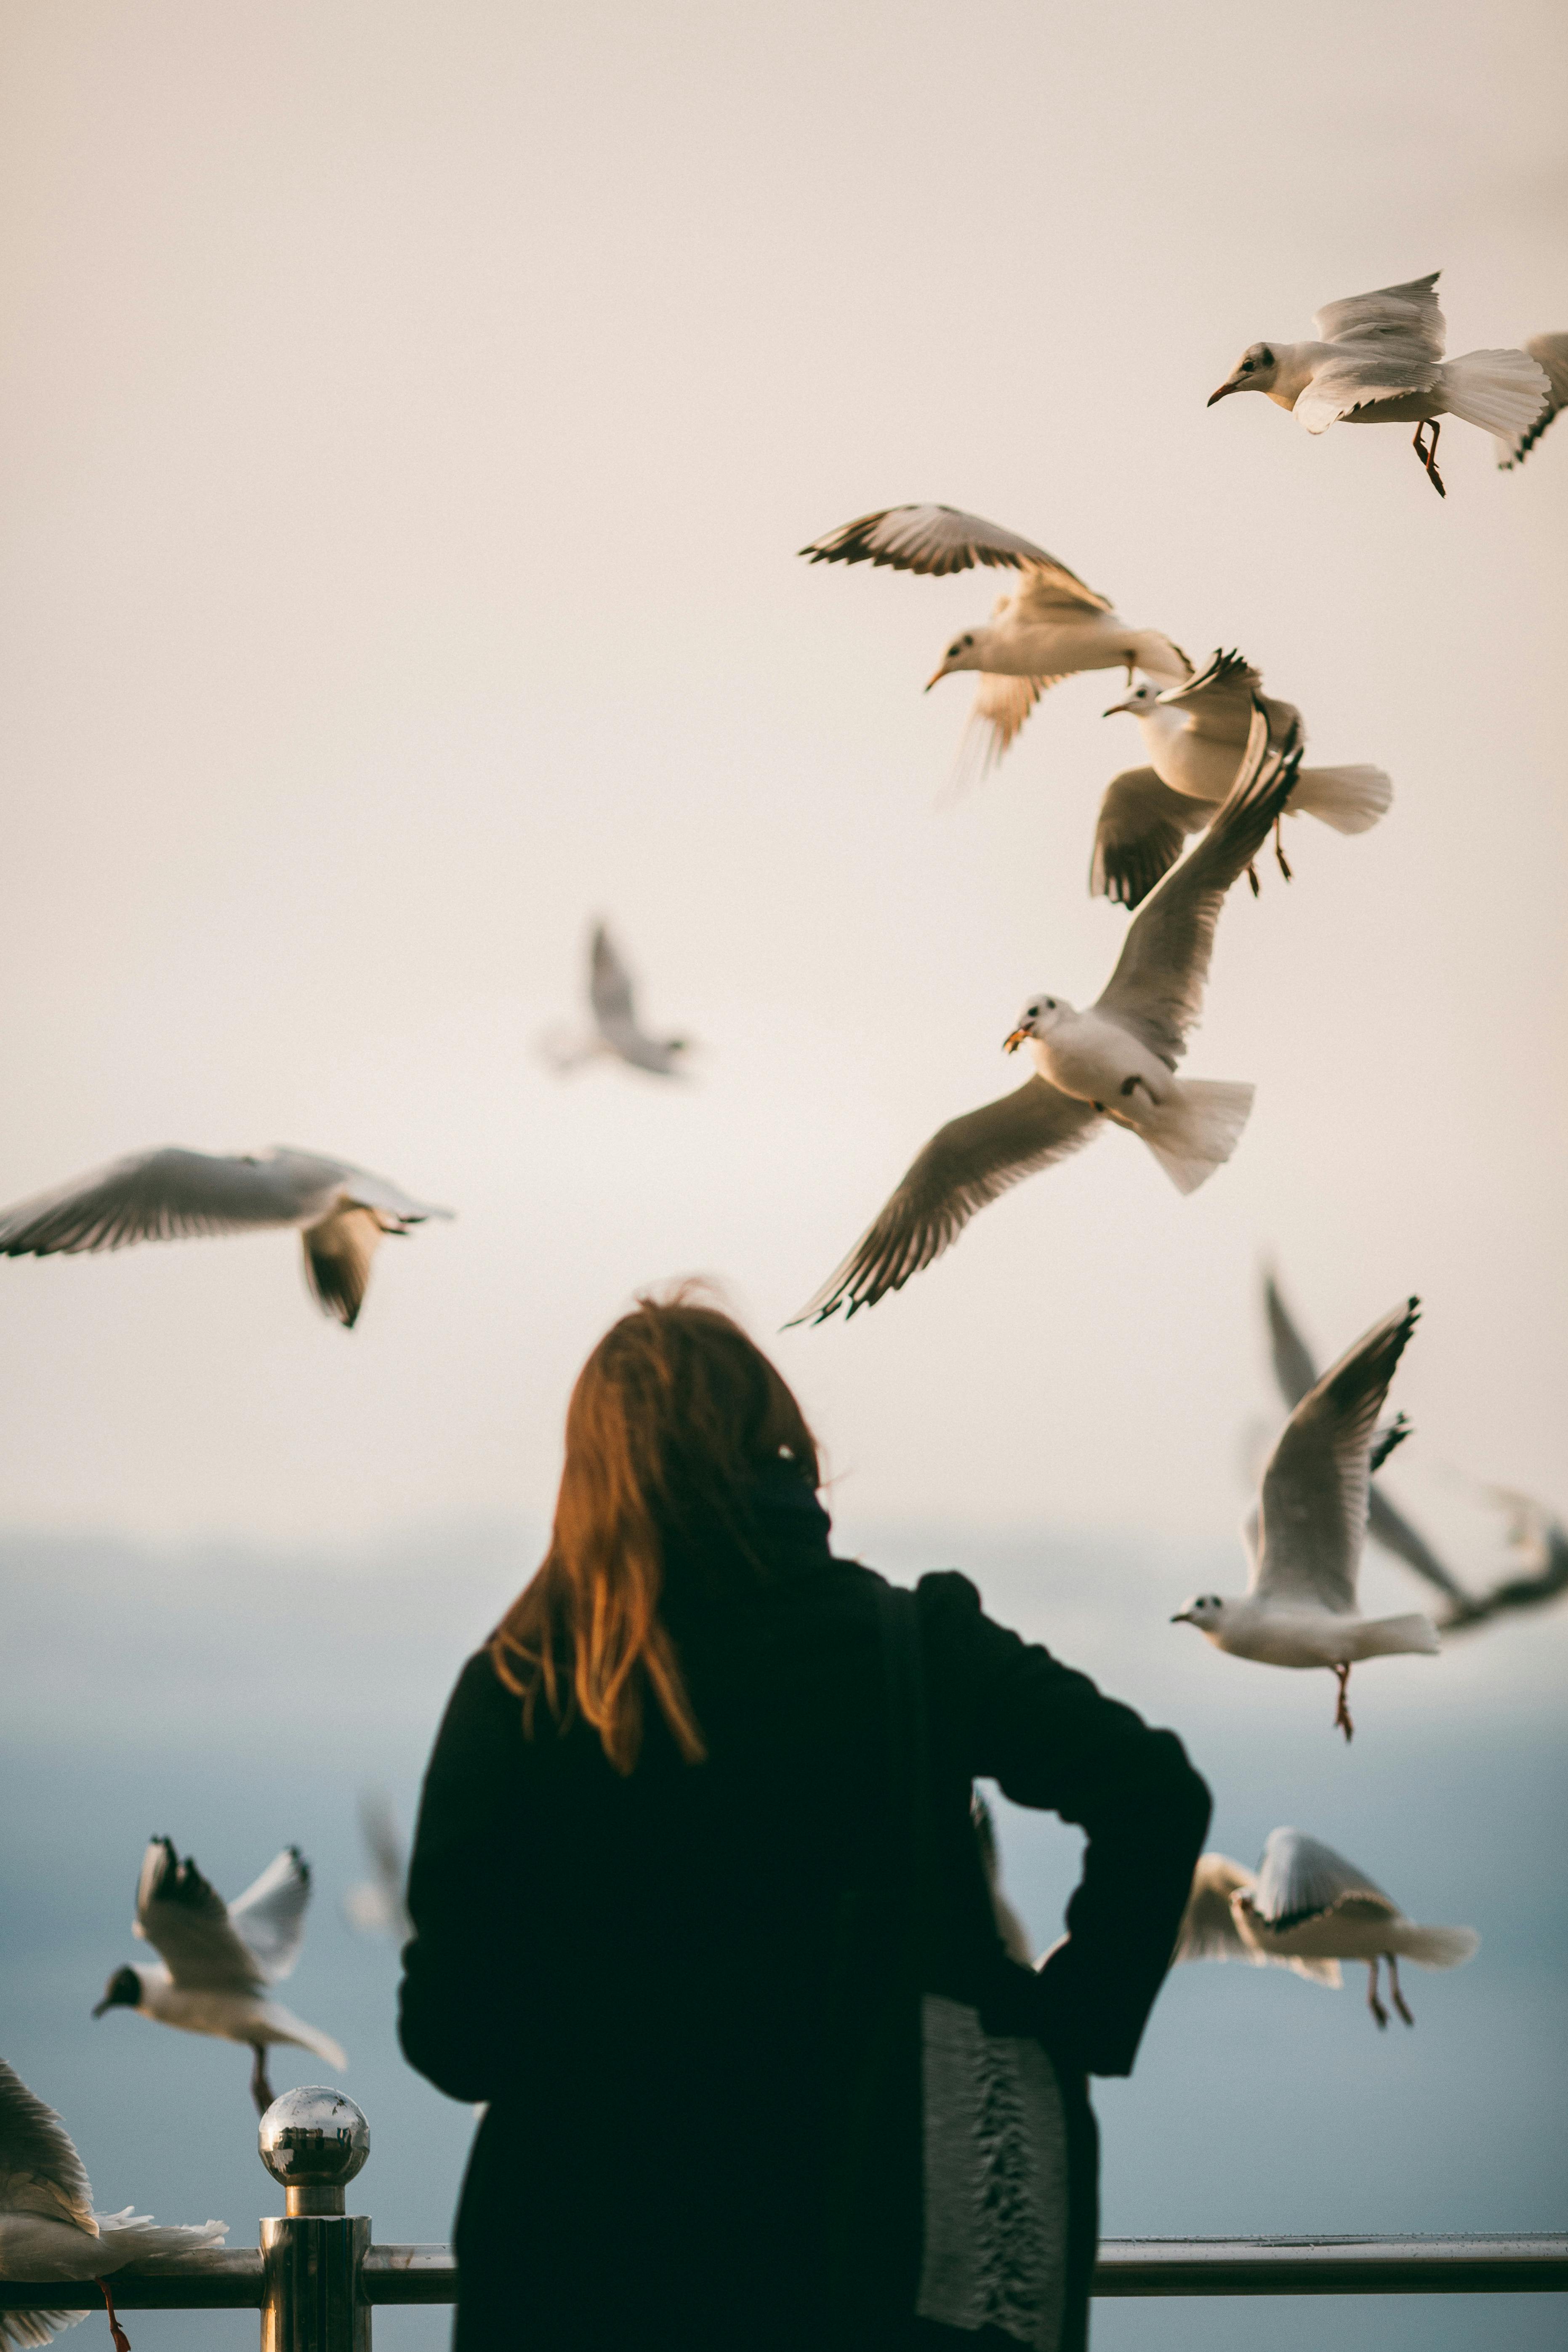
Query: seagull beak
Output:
[[1170, 1609, 1193, 1625], [1207, 382, 1237, 407], [1002, 1027, 1028, 1054], [1102, 697, 1134, 717], [91, 1998, 112, 2017], [924, 665, 948, 692]]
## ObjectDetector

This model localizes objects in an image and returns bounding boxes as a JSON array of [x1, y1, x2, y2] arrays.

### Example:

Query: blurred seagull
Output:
[[793, 719, 1298, 1323], [1173, 1299, 1439, 1738], [1207, 271, 1550, 495], [1441, 1487, 1568, 1635], [1175, 1828, 1478, 2029], [93, 1841, 346, 2116], [799, 504, 1190, 771], [1495, 333, 1568, 468], [540, 922, 690, 1078], [343, 1793, 411, 1942], [1096, 650, 1391, 908], [0, 2056, 226, 2352], [0, 1149, 452, 1329]]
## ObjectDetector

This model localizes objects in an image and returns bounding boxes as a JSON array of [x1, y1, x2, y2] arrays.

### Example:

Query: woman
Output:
[[399, 1294, 1209, 2352]]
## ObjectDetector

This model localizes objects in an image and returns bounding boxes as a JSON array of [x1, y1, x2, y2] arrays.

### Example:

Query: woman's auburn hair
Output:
[[489, 1289, 820, 1774]]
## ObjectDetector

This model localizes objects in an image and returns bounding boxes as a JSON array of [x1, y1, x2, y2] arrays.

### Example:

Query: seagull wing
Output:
[[0, 2061, 95, 2232], [226, 1847, 312, 1983], [1365, 1487, 1470, 1605], [1094, 711, 1300, 1069], [133, 1838, 264, 1994], [303, 1207, 387, 1329], [589, 923, 638, 1034], [1251, 1827, 1397, 1930], [0, 1149, 340, 1257], [1263, 1270, 1319, 1409], [1496, 331, 1568, 466], [960, 671, 1062, 772], [1253, 1297, 1421, 1612], [1295, 353, 1442, 435], [1172, 1855, 1257, 1965], [1442, 1490, 1568, 1632], [798, 504, 1110, 607], [1312, 272, 1446, 360], [1090, 768, 1211, 910], [1153, 648, 1262, 743], [353, 1792, 411, 1936], [790, 1078, 1103, 1324]]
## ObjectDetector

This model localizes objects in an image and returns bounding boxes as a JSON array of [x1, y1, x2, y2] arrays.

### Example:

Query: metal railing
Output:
[[3, 2091, 1562, 2348]]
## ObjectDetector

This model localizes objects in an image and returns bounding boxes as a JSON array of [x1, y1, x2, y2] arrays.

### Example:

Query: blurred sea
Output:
[[3, 1516, 1564, 2352]]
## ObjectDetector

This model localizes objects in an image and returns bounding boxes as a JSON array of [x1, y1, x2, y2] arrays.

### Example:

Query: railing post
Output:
[[258, 2089, 372, 2352]]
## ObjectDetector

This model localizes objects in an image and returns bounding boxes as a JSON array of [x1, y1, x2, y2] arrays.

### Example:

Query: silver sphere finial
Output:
[[258, 2089, 368, 2215]]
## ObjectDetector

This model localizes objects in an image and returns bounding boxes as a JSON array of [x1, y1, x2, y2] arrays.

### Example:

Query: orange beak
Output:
[[1207, 381, 1238, 406], [924, 666, 947, 692], [1003, 1027, 1028, 1054]]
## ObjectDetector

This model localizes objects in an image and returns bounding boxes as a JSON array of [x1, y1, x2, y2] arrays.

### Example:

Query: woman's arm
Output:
[[398, 1650, 527, 2103], [921, 1571, 1210, 2078]]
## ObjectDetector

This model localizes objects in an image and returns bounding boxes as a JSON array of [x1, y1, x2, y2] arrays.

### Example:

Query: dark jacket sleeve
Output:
[[921, 1571, 1210, 2079], [398, 1650, 526, 2103]]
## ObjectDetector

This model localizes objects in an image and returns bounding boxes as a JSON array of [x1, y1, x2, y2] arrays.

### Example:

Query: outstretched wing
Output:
[[1496, 331, 1568, 467], [959, 671, 1062, 772], [791, 1078, 1102, 1324], [1091, 768, 1211, 910], [1173, 1855, 1256, 1965], [133, 1839, 264, 1994], [1253, 1297, 1421, 1612], [1312, 272, 1446, 361], [303, 1209, 387, 1329], [1250, 1827, 1397, 1930], [1263, 1269, 1319, 1409], [0, 2059, 94, 2231], [227, 1847, 312, 1983], [1442, 1489, 1568, 1633], [589, 923, 637, 1033], [798, 504, 1110, 608], [1095, 713, 1301, 1069], [0, 1149, 333, 1257], [1154, 648, 1262, 742]]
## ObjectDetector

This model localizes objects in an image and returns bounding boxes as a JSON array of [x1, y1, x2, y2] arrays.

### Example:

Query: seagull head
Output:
[[1004, 993, 1072, 1052], [1171, 1593, 1227, 1635], [93, 1965, 144, 2018], [1103, 681, 1161, 718], [926, 629, 984, 689], [1209, 343, 1278, 404]]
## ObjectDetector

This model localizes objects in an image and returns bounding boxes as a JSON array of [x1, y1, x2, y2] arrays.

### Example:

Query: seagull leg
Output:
[[1413, 420, 1446, 498], [1273, 814, 1292, 881], [1333, 1662, 1354, 1741], [97, 2278, 133, 2352], [1246, 860, 1260, 898], [1388, 1955, 1416, 2027], [249, 2043, 275, 2117], [1366, 1959, 1389, 2030]]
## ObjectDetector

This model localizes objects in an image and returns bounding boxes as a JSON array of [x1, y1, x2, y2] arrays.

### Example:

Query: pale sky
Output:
[[0, 0, 1563, 1556]]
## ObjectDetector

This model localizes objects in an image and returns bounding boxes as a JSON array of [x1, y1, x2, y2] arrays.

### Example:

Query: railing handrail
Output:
[[5, 2232, 1565, 2308]]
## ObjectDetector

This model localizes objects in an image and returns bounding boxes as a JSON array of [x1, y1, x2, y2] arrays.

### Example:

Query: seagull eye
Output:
[[1044, 998, 1056, 1010], [948, 642, 961, 657], [1240, 360, 1254, 373]]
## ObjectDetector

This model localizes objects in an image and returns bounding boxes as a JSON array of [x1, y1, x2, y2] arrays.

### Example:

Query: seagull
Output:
[[93, 1841, 346, 2116], [1174, 1828, 1479, 2029], [539, 922, 690, 1078], [798, 504, 1190, 771], [1263, 1271, 1470, 1608], [1441, 1488, 1568, 1635], [1206, 271, 1550, 496], [1173, 1298, 1440, 1738], [971, 1792, 1034, 1968], [1096, 650, 1392, 908], [793, 718, 1299, 1323], [1495, 333, 1568, 468], [0, 1148, 452, 1328], [0, 2056, 225, 2352], [343, 1793, 411, 1942]]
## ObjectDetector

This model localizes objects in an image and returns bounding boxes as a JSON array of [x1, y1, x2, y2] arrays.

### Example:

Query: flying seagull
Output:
[[1495, 333, 1568, 469], [93, 1841, 346, 2116], [0, 1148, 452, 1328], [539, 922, 690, 1078], [1173, 1298, 1439, 1738], [1096, 650, 1391, 908], [0, 2056, 225, 2352], [1174, 1828, 1478, 2029], [1206, 271, 1549, 496], [798, 504, 1190, 771], [1441, 1488, 1568, 1636], [794, 716, 1299, 1323], [342, 1792, 411, 1942]]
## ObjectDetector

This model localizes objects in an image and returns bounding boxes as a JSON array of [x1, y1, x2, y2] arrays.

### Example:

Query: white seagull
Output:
[[539, 922, 690, 1079], [1495, 333, 1568, 469], [799, 504, 1190, 771], [1207, 271, 1550, 496], [1175, 1828, 1479, 2029], [0, 1148, 452, 1329], [93, 1841, 346, 2116], [0, 2056, 225, 2352], [1173, 1298, 1440, 1737], [1096, 649, 1391, 909], [793, 717, 1298, 1323], [342, 1793, 411, 1942]]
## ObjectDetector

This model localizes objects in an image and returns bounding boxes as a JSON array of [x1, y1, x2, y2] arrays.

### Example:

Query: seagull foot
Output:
[[249, 2044, 275, 2118], [1273, 815, 1292, 882], [1333, 1663, 1354, 1742], [1246, 861, 1260, 898], [1389, 1958, 1416, 2027], [98, 2279, 132, 2352], [1413, 421, 1446, 498]]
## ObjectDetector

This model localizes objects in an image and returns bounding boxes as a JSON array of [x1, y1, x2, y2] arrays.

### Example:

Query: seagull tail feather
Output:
[[1138, 1079, 1254, 1196], [1393, 1923, 1480, 1971], [1286, 764, 1393, 835], [1355, 1611, 1441, 1658], [1438, 349, 1552, 437]]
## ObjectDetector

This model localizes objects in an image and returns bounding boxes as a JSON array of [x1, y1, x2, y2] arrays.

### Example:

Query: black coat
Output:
[[399, 1474, 1210, 2352]]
